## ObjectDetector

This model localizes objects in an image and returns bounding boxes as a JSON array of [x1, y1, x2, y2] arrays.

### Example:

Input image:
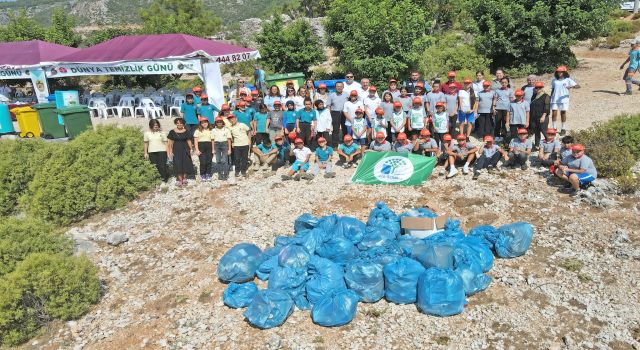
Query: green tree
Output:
[[256, 17, 324, 74], [468, 0, 615, 72], [45, 8, 81, 47], [0, 10, 45, 42], [325, 0, 432, 86], [83, 27, 137, 47], [418, 33, 491, 80], [139, 0, 222, 37], [299, 0, 332, 17]]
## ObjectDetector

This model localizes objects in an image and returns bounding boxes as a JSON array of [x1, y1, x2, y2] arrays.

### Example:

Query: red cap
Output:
[[375, 131, 385, 139], [198, 116, 208, 122], [294, 138, 304, 144], [215, 116, 224, 122], [350, 90, 359, 96], [288, 132, 297, 140], [482, 81, 491, 87], [416, 82, 424, 88], [483, 135, 494, 142], [192, 86, 202, 92], [572, 144, 585, 151], [517, 128, 528, 134], [221, 104, 230, 111], [251, 90, 259, 95], [273, 100, 282, 105], [514, 90, 524, 97], [239, 90, 248, 95], [227, 114, 236, 119], [443, 134, 452, 141], [375, 107, 384, 115], [237, 101, 246, 107], [435, 101, 445, 108], [556, 65, 568, 72], [355, 108, 364, 114], [397, 132, 407, 140], [318, 83, 327, 89], [463, 78, 472, 84], [343, 134, 353, 142], [393, 101, 402, 108], [547, 128, 557, 134], [456, 134, 467, 141], [244, 96, 253, 102], [447, 71, 456, 77], [412, 97, 422, 104], [275, 135, 284, 140], [369, 86, 377, 91], [317, 137, 327, 143], [534, 81, 545, 88], [389, 78, 397, 83], [200, 94, 208, 99], [420, 129, 431, 137]]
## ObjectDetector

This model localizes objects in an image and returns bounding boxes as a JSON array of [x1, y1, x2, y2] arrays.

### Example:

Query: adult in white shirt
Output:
[[472, 70, 486, 98], [550, 65, 579, 135], [342, 90, 364, 135], [357, 78, 378, 99], [362, 86, 382, 122], [343, 72, 362, 95]]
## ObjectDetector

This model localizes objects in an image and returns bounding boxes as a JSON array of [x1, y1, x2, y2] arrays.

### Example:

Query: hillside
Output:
[[0, 0, 296, 26]]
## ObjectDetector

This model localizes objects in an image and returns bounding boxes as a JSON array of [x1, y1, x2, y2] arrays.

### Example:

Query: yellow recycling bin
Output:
[[11, 106, 41, 138]]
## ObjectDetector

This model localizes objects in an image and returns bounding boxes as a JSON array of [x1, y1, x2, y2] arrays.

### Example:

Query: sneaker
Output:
[[235, 173, 240, 178], [446, 168, 458, 179], [521, 164, 528, 170], [294, 173, 302, 181], [472, 171, 480, 180], [242, 172, 248, 178], [264, 171, 276, 178], [344, 163, 352, 169], [281, 175, 292, 181], [559, 129, 566, 136], [624, 91, 633, 95], [462, 165, 469, 175], [569, 189, 581, 197], [324, 172, 336, 178], [487, 166, 495, 174], [302, 173, 314, 180]]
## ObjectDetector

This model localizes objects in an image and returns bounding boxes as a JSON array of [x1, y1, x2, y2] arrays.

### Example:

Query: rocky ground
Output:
[[15, 48, 640, 350]]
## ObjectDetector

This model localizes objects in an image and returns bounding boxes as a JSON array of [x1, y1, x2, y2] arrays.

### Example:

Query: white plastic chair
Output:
[[88, 98, 110, 118], [135, 98, 165, 119], [169, 97, 186, 117], [133, 94, 146, 106], [109, 97, 135, 118], [105, 93, 115, 106]]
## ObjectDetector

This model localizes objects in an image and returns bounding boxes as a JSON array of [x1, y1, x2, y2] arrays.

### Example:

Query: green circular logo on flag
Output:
[[373, 156, 414, 183]]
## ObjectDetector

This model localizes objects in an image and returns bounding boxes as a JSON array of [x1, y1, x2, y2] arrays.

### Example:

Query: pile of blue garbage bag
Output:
[[218, 202, 534, 329]]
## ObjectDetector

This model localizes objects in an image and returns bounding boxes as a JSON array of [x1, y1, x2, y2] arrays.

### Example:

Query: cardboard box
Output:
[[401, 203, 449, 238]]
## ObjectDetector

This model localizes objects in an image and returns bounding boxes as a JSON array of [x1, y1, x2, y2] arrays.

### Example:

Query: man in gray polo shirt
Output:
[[328, 82, 348, 147], [507, 89, 530, 142]]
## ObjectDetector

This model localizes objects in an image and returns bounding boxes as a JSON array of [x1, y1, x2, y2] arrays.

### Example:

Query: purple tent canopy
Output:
[[0, 40, 80, 68], [55, 34, 260, 64]]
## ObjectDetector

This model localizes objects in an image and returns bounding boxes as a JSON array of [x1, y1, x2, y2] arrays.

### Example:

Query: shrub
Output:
[[0, 218, 71, 277], [614, 174, 640, 194], [21, 126, 160, 225], [0, 140, 62, 217], [603, 114, 640, 158], [418, 33, 492, 81], [0, 253, 100, 346]]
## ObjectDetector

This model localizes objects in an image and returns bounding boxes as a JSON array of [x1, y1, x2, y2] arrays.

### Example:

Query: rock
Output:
[[563, 335, 574, 348], [106, 232, 129, 246], [611, 229, 630, 246], [267, 334, 281, 350]]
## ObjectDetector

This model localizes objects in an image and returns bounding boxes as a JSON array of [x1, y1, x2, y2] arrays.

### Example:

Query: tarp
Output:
[[0, 40, 80, 79], [351, 152, 436, 186]]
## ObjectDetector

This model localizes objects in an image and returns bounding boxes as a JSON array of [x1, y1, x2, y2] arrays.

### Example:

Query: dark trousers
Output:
[[299, 122, 312, 147], [214, 141, 229, 179], [530, 115, 548, 148], [255, 132, 269, 146], [198, 142, 213, 176], [330, 111, 343, 147], [540, 152, 558, 167], [233, 145, 250, 175], [149, 151, 169, 182], [476, 113, 494, 138], [494, 110, 508, 138], [508, 124, 525, 145], [475, 152, 501, 171], [448, 115, 458, 136], [338, 153, 361, 165], [506, 152, 528, 166]]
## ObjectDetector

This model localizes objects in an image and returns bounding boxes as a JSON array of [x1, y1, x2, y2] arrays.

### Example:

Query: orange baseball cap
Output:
[[397, 132, 407, 140], [443, 134, 452, 141], [375, 132, 385, 139], [375, 107, 384, 115], [393, 101, 402, 108], [420, 129, 431, 137], [447, 71, 456, 77], [343, 135, 353, 142]]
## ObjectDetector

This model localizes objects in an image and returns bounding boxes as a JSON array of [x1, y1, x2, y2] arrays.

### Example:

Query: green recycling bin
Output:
[[34, 102, 66, 139], [264, 72, 306, 93], [55, 106, 93, 139]]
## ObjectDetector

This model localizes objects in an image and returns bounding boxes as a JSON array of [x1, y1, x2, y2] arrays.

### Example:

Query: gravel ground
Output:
[[16, 48, 640, 350]]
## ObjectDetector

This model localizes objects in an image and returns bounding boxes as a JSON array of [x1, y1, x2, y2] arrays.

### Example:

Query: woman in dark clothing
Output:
[[167, 118, 194, 186], [529, 81, 551, 151]]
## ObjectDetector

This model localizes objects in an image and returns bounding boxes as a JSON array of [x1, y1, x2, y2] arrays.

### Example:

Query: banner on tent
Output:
[[212, 50, 261, 64], [46, 59, 203, 77], [30, 69, 50, 103], [0, 67, 32, 79], [351, 152, 436, 186]]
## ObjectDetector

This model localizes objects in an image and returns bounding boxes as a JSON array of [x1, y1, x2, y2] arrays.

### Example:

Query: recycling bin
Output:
[[0, 104, 15, 135], [265, 72, 306, 93], [11, 106, 41, 138], [56, 106, 92, 139], [34, 102, 66, 139]]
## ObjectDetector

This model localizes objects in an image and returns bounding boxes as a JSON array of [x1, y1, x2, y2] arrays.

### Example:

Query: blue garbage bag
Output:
[[358, 241, 403, 266], [416, 268, 466, 317], [293, 228, 326, 255], [263, 246, 284, 257], [495, 222, 534, 258], [442, 219, 465, 239], [344, 260, 384, 302], [468, 225, 500, 249], [278, 245, 311, 269], [367, 202, 401, 237], [411, 242, 456, 269], [268, 265, 308, 309], [357, 226, 397, 250], [316, 237, 358, 264], [243, 289, 294, 329], [398, 235, 427, 256], [274, 235, 295, 247], [256, 255, 278, 280], [223, 282, 258, 308], [311, 289, 359, 327], [294, 213, 320, 233], [452, 248, 492, 295], [458, 236, 494, 272], [335, 216, 366, 244], [217, 243, 263, 283], [383, 257, 425, 304], [306, 256, 346, 304]]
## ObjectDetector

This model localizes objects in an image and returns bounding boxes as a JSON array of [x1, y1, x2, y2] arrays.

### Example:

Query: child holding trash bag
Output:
[[193, 117, 214, 181]]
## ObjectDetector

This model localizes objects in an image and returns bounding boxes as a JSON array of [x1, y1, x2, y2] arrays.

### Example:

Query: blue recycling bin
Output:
[[0, 104, 15, 134]]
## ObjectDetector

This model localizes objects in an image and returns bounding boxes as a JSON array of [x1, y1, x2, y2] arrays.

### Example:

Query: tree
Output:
[[468, 0, 615, 72], [325, 0, 432, 86], [256, 17, 324, 74], [83, 27, 136, 47], [418, 33, 491, 80], [45, 9, 81, 47], [139, 0, 222, 37], [0, 10, 45, 42], [299, 0, 332, 17]]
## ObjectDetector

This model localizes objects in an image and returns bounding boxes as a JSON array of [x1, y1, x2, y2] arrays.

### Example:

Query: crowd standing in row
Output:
[[142, 67, 595, 196]]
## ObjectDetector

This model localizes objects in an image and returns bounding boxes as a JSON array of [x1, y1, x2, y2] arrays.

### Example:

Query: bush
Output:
[[0, 140, 62, 217], [418, 33, 492, 81], [22, 126, 160, 225], [0, 253, 100, 346], [614, 174, 640, 194], [0, 218, 71, 277], [603, 114, 640, 158]]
